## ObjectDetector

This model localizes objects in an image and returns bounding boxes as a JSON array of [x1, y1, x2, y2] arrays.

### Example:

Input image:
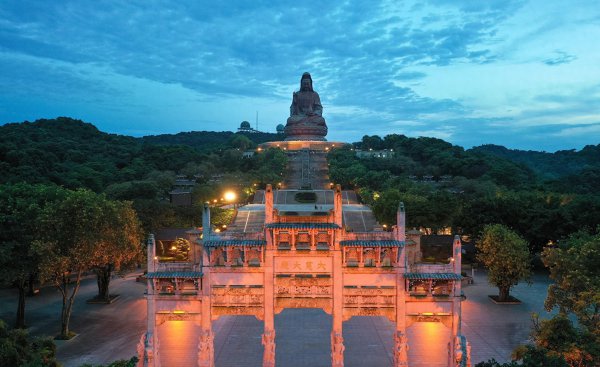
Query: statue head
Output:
[[300, 72, 313, 92]]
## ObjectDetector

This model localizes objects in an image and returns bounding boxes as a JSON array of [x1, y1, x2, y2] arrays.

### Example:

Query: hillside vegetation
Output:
[[0, 117, 286, 231], [330, 134, 600, 252]]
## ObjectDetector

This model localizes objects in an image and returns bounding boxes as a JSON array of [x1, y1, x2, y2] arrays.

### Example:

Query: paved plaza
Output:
[[0, 270, 553, 366]]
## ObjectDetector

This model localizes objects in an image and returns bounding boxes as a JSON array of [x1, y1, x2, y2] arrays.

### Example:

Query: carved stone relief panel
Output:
[[211, 286, 264, 306], [212, 306, 263, 320], [343, 286, 396, 308], [275, 298, 332, 314], [342, 307, 396, 322], [156, 312, 199, 325], [275, 277, 332, 299]]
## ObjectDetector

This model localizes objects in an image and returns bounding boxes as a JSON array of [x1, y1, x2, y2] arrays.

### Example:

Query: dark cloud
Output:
[[543, 51, 577, 66]]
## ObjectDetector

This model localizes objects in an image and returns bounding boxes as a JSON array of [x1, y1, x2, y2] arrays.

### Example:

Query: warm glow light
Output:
[[153, 256, 158, 261], [173, 310, 186, 314], [224, 191, 237, 202], [213, 199, 217, 203], [214, 228, 221, 233]]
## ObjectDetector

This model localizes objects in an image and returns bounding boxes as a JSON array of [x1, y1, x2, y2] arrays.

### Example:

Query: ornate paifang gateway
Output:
[[139, 73, 471, 367]]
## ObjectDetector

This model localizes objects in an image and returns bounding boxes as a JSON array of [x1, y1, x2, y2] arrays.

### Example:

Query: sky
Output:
[[1, 0, 599, 152]]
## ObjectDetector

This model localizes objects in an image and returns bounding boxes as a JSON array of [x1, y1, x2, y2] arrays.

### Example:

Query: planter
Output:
[[488, 295, 522, 304]]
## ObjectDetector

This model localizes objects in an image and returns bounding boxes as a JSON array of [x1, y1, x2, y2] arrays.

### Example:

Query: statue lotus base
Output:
[[259, 140, 347, 152], [284, 124, 327, 142]]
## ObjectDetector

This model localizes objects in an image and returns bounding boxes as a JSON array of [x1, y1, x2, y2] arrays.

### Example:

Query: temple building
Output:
[[138, 73, 471, 367]]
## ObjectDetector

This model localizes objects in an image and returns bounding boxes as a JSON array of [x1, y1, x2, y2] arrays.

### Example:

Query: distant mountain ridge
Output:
[[470, 144, 600, 179]]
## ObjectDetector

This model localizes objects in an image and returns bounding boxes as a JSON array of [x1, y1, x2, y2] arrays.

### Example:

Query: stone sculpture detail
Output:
[[137, 332, 159, 367], [262, 329, 276, 367], [331, 331, 345, 367], [198, 329, 214, 367], [452, 335, 471, 367], [393, 331, 409, 366], [284, 72, 328, 141]]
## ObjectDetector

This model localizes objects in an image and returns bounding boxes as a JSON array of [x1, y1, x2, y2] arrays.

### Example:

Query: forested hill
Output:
[[470, 144, 600, 179], [142, 130, 280, 150], [0, 117, 277, 191]]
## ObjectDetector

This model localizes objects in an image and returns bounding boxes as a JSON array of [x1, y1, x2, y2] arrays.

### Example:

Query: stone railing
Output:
[[155, 262, 201, 273], [342, 232, 396, 241], [205, 232, 265, 242], [409, 263, 454, 273], [276, 215, 332, 223]]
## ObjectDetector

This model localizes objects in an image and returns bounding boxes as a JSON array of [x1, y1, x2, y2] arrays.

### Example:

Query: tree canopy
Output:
[[476, 224, 532, 302], [542, 229, 600, 335]]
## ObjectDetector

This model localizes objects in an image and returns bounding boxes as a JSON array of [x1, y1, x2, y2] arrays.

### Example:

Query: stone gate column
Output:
[[394, 272, 409, 367], [197, 305, 214, 367], [263, 254, 275, 367], [138, 235, 160, 367], [263, 185, 276, 367], [198, 206, 214, 367], [331, 231, 344, 367], [450, 235, 463, 367], [394, 204, 409, 367]]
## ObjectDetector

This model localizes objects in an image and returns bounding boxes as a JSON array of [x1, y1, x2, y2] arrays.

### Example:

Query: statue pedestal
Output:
[[283, 123, 327, 141], [259, 140, 347, 152]]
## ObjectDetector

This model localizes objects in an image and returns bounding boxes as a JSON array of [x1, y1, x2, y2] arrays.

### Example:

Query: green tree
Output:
[[0, 319, 59, 367], [229, 134, 255, 150], [91, 200, 143, 302], [542, 229, 600, 335], [477, 224, 532, 302], [523, 314, 599, 366], [0, 183, 66, 329], [37, 189, 135, 338]]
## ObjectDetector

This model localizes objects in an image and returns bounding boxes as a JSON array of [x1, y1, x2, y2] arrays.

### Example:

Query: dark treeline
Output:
[[142, 130, 280, 152], [0, 117, 286, 232], [331, 134, 600, 252]]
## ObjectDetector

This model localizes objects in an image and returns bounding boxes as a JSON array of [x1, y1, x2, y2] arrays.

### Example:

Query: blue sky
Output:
[[1, 0, 599, 152]]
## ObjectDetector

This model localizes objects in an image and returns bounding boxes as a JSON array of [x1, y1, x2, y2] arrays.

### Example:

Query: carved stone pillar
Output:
[[452, 335, 470, 367], [263, 230, 275, 366], [332, 247, 344, 366], [197, 329, 214, 367], [137, 331, 160, 367], [331, 331, 345, 367], [262, 328, 276, 367], [393, 331, 409, 367], [467, 340, 472, 367]]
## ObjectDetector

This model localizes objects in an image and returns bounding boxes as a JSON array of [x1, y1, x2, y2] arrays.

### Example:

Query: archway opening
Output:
[[275, 308, 332, 367], [212, 315, 263, 366]]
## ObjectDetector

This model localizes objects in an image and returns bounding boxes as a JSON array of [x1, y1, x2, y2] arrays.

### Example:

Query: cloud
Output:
[[552, 123, 600, 137], [0, 0, 598, 152], [543, 50, 577, 66]]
